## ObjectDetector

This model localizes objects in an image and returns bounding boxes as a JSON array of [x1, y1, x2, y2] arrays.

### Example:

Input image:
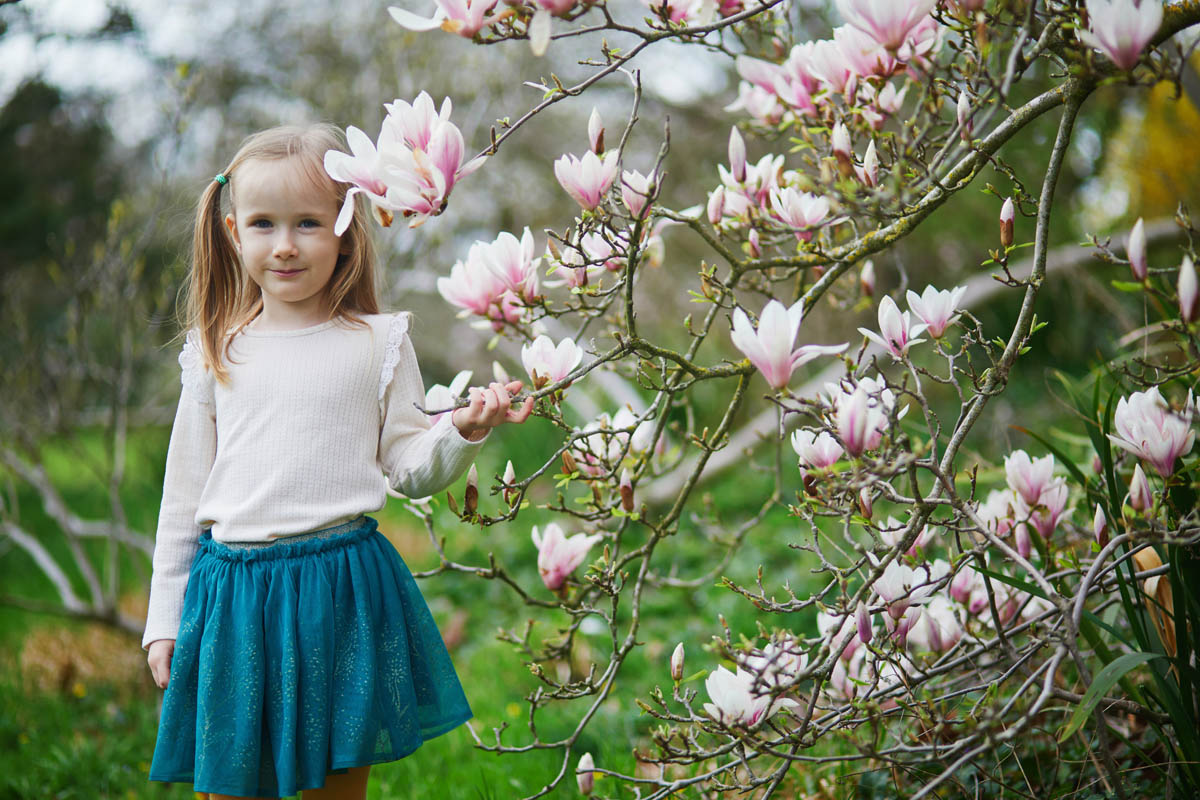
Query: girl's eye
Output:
[[249, 219, 272, 229], [299, 218, 321, 228]]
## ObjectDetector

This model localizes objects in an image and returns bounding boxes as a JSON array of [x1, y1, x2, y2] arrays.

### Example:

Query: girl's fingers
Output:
[[508, 396, 535, 423], [493, 381, 511, 409], [504, 380, 524, 395]]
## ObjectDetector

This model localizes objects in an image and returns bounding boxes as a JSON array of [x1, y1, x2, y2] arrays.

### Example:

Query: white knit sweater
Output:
[[141, 312, 484, 650]]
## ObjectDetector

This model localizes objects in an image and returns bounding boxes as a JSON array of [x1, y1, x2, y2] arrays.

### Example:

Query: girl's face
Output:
[[224, 157, 344, 327]]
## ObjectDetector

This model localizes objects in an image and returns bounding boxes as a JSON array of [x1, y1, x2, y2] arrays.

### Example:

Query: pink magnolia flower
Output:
[[437, 242, 521, 329], [531, 523, 602, 591], [859, 295, 928, 359], [956, 89, 972, 141], [730, 299, 847, 390], [949, 561, 982, 606], [977, 488, 1016, 538], [703, 665, 797, 727], [1108, 387, 1196, 476], [905, 594, 963, 654], [554, 150, 619, 210], [738, 637, 810, 692], [1004, 450, 1056, 507], [808, 38, 858, 98], [1127, 217, 1147, 280], [388, 0, 501, 37], [818, 609, 861, 661], [521, 335, 584, 388], [829, 376, 903, 455], [835, 0, 938, 51], [580, 231, 629, 272], [769, 187, 830, 241], [1079, 0, 1163, 71], [1015, 476, 1071, 539], [867, 554, 936, 619], [725, 82, 784, 125], [424, 369, 473, 423], [528, 0, 577, 57], [878, 515, 933, 558], [833, 23, 896, 77], [906, 284, 967, 339], [621, 169, 655, 219], [790, 429, 844, 469], [327, 92, 485, 234], [727, 126, 747, 182], [575, 753, 595, 796], [483, 228, 541, 303]]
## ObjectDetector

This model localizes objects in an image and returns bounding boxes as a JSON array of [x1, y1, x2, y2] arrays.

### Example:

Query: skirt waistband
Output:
[[198, 516, 379, 563]]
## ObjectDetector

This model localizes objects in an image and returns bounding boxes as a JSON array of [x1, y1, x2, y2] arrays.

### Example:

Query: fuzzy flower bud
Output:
[[464, 463, 478, 515], [576, 752, 595, 795], [619, 468, 635, 512], [670, 642, 685, 682], [1128, 463, 1152, 514], [1093, 504, 1109, 548], [860, 259, 876, 297], [728, 126, 746, 182], [855, 601, 872, 645], [831, 122, 853, 177], [588, 107, 604, 154], [1179, 254, 1198, 323], [707, 185, 725, 226], [1000, 197, 1015, 248], [1128, 217, 1147, 281], [503, 460, 518, 506]]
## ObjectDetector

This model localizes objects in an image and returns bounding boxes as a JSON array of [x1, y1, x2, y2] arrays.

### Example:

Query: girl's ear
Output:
[[224, 213, 241, 250]]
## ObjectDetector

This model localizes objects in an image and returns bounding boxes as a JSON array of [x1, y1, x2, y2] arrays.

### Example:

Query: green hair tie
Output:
[[214, 173, 228, 186]]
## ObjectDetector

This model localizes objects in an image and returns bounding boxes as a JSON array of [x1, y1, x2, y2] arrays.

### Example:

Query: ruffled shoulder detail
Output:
[[179, 330, 214, 405], [378, 311, 414, 408]]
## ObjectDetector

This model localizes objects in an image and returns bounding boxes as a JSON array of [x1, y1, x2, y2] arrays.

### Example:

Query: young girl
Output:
[[142, 124, 533, 800]]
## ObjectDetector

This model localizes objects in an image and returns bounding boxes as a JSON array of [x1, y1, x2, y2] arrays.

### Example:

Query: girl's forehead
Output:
[[233, 157, 338, 211]]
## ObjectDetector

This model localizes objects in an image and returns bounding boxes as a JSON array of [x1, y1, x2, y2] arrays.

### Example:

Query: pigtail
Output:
[[183, 175, 242, 387]]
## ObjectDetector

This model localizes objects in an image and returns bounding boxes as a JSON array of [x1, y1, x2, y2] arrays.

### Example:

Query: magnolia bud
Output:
[[857, 487, 873, 519], [619, 468, 634, 512], [707, 186, 725, 226], [1128, 217, 1147, 281], [1129, 463, 1151, 513], [670, 642, 685, 682], [1092, 454, 1103, 474], [1093, 504, 1109, 548], [1179, 254, 1197, 323], [728, 127, 746, 183], [588, 107, 604, 154], [856, 601, 872, 645], [859, 259, 875, 298], [747, 228, 761, 258], [1000, 198, 1015, 248], [562, 450, 579, 476], [831, 122, 853, 177], [576, 752, 595, 795], [858, 138, 878, 187], [957, 90, 972, 141], [503, 460, 518, 506], [464, 463, 478, 515]]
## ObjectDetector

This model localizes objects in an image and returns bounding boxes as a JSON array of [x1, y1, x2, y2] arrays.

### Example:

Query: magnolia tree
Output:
[[329, 0, 1199, 796]]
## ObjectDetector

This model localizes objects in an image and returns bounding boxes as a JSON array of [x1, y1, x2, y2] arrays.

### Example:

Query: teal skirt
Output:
[[149, 515, 472, 798]]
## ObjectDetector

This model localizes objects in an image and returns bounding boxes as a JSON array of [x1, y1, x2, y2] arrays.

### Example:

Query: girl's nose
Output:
[[272, 231, 299, 258]]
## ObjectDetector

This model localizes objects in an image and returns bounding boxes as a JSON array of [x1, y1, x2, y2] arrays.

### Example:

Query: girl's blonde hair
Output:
[[182, 123, 378, 385]]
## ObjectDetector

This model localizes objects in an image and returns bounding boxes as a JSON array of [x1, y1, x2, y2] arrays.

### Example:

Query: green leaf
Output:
[[1058, 652, 1164, 741], [1110, 280, 1145, 293]]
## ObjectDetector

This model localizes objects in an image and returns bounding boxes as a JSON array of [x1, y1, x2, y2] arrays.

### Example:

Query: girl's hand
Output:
[[451, 380, 535, 442], [148, 639, 175, 689]]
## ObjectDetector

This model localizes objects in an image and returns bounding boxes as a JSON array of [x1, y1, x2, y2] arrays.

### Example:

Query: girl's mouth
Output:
[[272, 269, 303, 277]]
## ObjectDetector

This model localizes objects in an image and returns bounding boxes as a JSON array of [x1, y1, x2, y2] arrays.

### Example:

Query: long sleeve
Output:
[[142, 333, 217, 650], [378, 313, 486, 499]]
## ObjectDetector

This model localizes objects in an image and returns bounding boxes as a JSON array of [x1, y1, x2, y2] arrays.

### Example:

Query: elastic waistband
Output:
[[199, 516, 379, 563]]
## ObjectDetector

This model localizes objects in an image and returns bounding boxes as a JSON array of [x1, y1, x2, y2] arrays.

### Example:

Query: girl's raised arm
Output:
[[378, 313, 486, 499]]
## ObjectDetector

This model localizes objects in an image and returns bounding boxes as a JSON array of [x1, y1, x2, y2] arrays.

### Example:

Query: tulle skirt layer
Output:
[[148, 515, 471, 798]]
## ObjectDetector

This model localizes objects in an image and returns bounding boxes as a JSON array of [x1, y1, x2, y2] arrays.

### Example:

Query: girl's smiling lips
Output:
[[271, 268, 304, 277]]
